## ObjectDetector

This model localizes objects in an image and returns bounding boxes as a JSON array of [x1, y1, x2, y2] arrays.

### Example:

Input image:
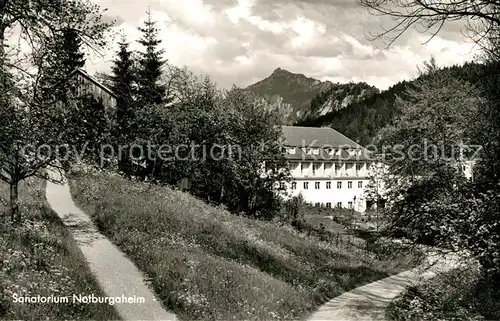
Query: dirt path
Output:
[[45, 168, 177, 321], [307, 251, 461, 321]]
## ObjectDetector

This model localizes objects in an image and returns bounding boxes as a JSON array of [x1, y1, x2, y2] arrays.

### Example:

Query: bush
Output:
[[387, 264, 500, 321]]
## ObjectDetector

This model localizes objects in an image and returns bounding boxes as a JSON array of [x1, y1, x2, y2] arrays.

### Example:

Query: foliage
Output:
[[122, 67, 289, 219], [0, 0, 112, 222], [41, 27, 86, 95], [374, 59, 500, 289], [387, 265, 500, 321], [65, 94, 112, 166]]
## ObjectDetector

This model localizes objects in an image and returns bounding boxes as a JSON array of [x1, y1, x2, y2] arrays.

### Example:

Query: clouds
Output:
[[87, 0, 479, 90]]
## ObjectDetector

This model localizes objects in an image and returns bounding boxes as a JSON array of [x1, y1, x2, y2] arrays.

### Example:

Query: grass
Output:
[[69, 172, 419, 320], [386, 264, 500, 321], [0, 178, 120, 320]]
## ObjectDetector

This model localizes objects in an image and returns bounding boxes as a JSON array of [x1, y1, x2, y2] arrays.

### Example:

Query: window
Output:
[[315, 182, 320, 189], [291, 182, 297, 190], [315, 202, 321, 207], [358, 181, 363, 188], [348, 149, 361, 156], [279, 182, 285, 189], [348, 181, 353, 189], [326, 202, 331, 208], [288, 162, 296, 171], [305, 148, 312, 154], [348, 201, 353, 209], [303, 182, 309, 189], [326, 182, 331, 189], [313, 163, 320, 173], [337, 181, 342, 189], [287, 148, 296, 155], [312, 148, 320, 155], [336, 202, 342, 208], [356, 163, 362, 171], [335, 163, 341, 171]]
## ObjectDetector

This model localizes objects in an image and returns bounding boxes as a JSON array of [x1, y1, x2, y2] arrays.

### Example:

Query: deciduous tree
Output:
[[0, 0, 112, 222]]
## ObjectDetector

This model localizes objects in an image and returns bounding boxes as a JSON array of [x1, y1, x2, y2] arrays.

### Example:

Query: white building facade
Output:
[[279, 126, 478, 212], [280, 126, 375, 212]]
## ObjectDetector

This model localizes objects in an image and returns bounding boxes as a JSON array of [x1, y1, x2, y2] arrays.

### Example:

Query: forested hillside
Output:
[[297, 61, 486, 146]]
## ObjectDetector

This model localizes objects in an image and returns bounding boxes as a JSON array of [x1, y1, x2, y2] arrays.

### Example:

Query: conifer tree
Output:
[[112, 34, 135, 132], [59, 27, 86, 74], [43, 27, 86, 92], [136, 9, 166, 107], [111, 34, 136, 175]]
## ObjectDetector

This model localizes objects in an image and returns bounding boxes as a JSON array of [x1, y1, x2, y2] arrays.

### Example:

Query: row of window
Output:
[[285, 147, 363, 156], [289, 181, 363, 190], [291, 163, 364, 172], [315, 202, 354, 209]]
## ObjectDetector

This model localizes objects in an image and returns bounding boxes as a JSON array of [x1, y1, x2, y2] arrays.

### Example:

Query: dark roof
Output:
[[281, 126, 373, 161], [281, 126, 362, 148], [69, 68, 117, 99]]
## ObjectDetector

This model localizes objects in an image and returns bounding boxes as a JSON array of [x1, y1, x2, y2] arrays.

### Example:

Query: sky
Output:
[[89, 0, 480, 90]]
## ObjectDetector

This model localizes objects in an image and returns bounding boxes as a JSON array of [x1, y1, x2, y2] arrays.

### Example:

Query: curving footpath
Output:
[[45, 168, 177, 321], [307, 251, 462, 321]]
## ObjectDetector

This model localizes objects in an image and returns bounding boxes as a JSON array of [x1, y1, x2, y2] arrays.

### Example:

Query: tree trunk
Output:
[[10, 181, 19, 223]]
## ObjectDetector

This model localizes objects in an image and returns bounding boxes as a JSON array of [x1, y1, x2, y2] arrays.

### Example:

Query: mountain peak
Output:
[[271, 67, 289, 75]]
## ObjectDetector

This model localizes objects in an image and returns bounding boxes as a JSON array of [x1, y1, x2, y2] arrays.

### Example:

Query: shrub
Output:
[[387, 264, 500, 321]]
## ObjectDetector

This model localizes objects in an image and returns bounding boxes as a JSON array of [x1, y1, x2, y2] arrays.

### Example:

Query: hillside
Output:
[[298, 61, 487, 146], [68, 172, 418, 321]]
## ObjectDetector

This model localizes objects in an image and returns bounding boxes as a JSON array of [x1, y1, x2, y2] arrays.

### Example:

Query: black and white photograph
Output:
[[1, 0, 499, 320]]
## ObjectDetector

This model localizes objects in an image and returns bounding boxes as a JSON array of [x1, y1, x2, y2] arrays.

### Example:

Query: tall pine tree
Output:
[[136, 9, 166, 107], [46, 27, 86, 86], [59, 27, 86, 74], [112, 34, 135, 134], [111, 34, 136, 175], [39, 26, 86, 102]]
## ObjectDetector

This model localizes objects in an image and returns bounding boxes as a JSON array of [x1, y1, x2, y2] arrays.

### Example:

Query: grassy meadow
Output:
[[69, 172, 419, 320], [0, 179, 120, 320]]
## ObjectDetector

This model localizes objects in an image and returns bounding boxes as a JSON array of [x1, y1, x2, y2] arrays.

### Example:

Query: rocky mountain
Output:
[[245, 68, 379, 125]]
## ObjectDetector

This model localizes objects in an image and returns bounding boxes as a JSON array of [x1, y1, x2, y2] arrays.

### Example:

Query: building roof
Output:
[[281, 126, 362, 148], [69, 68, 117, 99], [281, 126, 373, 162]]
